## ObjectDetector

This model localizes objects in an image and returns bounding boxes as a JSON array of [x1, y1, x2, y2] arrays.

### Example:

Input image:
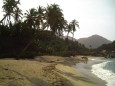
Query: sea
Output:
[[91, 58, 115, 86]]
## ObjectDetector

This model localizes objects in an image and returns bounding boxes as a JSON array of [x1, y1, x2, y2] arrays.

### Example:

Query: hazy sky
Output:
[[0, 0, 115, 41]]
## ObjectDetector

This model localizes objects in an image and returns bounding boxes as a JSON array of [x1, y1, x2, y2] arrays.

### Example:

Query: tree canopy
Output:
[[0, 0, 88, 59]]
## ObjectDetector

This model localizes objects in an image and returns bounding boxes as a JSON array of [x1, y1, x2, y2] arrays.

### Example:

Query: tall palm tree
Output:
[[24, 8, 37, 29], [13, 7, 23, 24], [71, 19, 79, 41], [66, 22, 72, 40], [35, 6, 46, 30], [46, 4, 64, 35], [0, 0, 20, 24], [65, 19, 79, 41], [57, 18, 67, 37]]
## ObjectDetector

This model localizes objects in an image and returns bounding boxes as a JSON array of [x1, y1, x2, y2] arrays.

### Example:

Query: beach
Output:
[[74, 57, 107, 86], [0, 56, 111, 86]]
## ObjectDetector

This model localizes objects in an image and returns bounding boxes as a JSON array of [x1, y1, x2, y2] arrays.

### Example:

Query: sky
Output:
[[0, 0, 115, 41]]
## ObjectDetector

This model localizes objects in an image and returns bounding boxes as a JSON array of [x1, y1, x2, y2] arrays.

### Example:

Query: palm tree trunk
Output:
[[67, 31, 69, 40], [0, 14, 7, 23], [72, 33, 74, 41], [17, 40, 33, 58]]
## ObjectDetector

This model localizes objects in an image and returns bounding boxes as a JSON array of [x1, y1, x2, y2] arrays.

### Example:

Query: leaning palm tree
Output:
[[18, 8, 38, 58], [0, 0, 20, 24]]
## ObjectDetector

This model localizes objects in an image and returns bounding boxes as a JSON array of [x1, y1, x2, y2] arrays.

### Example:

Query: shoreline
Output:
[[0, 56, 108, 86], [74, 57, 107, 86]]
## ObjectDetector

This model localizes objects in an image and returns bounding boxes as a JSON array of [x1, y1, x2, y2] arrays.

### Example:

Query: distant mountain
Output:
[[78, 35, 112, 49]]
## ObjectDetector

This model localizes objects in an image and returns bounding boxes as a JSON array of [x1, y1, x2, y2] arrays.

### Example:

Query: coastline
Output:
[[74, 57, 107, 86], [0, 56, 108, 86]]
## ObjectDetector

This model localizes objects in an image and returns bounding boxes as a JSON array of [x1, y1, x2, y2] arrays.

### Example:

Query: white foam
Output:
[[91, 61, 115, 86], [90, 59, 95, 60]]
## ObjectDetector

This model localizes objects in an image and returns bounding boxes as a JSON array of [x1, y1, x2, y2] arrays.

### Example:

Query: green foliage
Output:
[[0, 23, 87, 58], [1, 0, 21, 24], [96, 41, 115, 52], [0, 1, 89, 58]]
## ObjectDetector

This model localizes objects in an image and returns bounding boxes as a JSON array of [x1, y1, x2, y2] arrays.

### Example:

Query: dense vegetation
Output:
[[0, 0, 88, 59], [95, 41, 115, 56]]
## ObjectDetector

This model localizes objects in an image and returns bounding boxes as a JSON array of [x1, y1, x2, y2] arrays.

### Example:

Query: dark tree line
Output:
[[97, 41, 115, 52], [0, 0, 87, 59]]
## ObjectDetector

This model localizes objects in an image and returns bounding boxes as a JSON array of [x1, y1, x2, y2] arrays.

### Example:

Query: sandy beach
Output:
[[0, 56, 107, 86], [55, 56, 107, 86]]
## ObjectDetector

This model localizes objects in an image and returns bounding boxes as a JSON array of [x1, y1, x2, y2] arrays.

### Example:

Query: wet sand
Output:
[[74, 57, 107, 86]]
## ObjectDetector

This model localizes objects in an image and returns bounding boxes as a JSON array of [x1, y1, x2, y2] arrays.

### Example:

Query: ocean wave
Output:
[[91, 60, 115, 86]]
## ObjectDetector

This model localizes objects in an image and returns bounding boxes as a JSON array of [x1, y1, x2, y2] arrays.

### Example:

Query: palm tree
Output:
[[57, 18, 67, 37], [19, 8, 39, 58], [66, 22, 72, 40], [13, 7, 23, 24], [46, 4, 64, 35], [71, 19, 79, 41], [65, 19, 79, 41], [24, 8, 37, 29], [35, 6, 46, 30], [0, 0, 20, 24]]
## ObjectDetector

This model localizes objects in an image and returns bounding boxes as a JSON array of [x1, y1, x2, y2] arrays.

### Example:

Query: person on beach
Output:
[[81, 56, 88, 64]]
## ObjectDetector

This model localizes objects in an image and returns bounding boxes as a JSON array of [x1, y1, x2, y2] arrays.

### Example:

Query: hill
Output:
[[78, 35, 112, 49]]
